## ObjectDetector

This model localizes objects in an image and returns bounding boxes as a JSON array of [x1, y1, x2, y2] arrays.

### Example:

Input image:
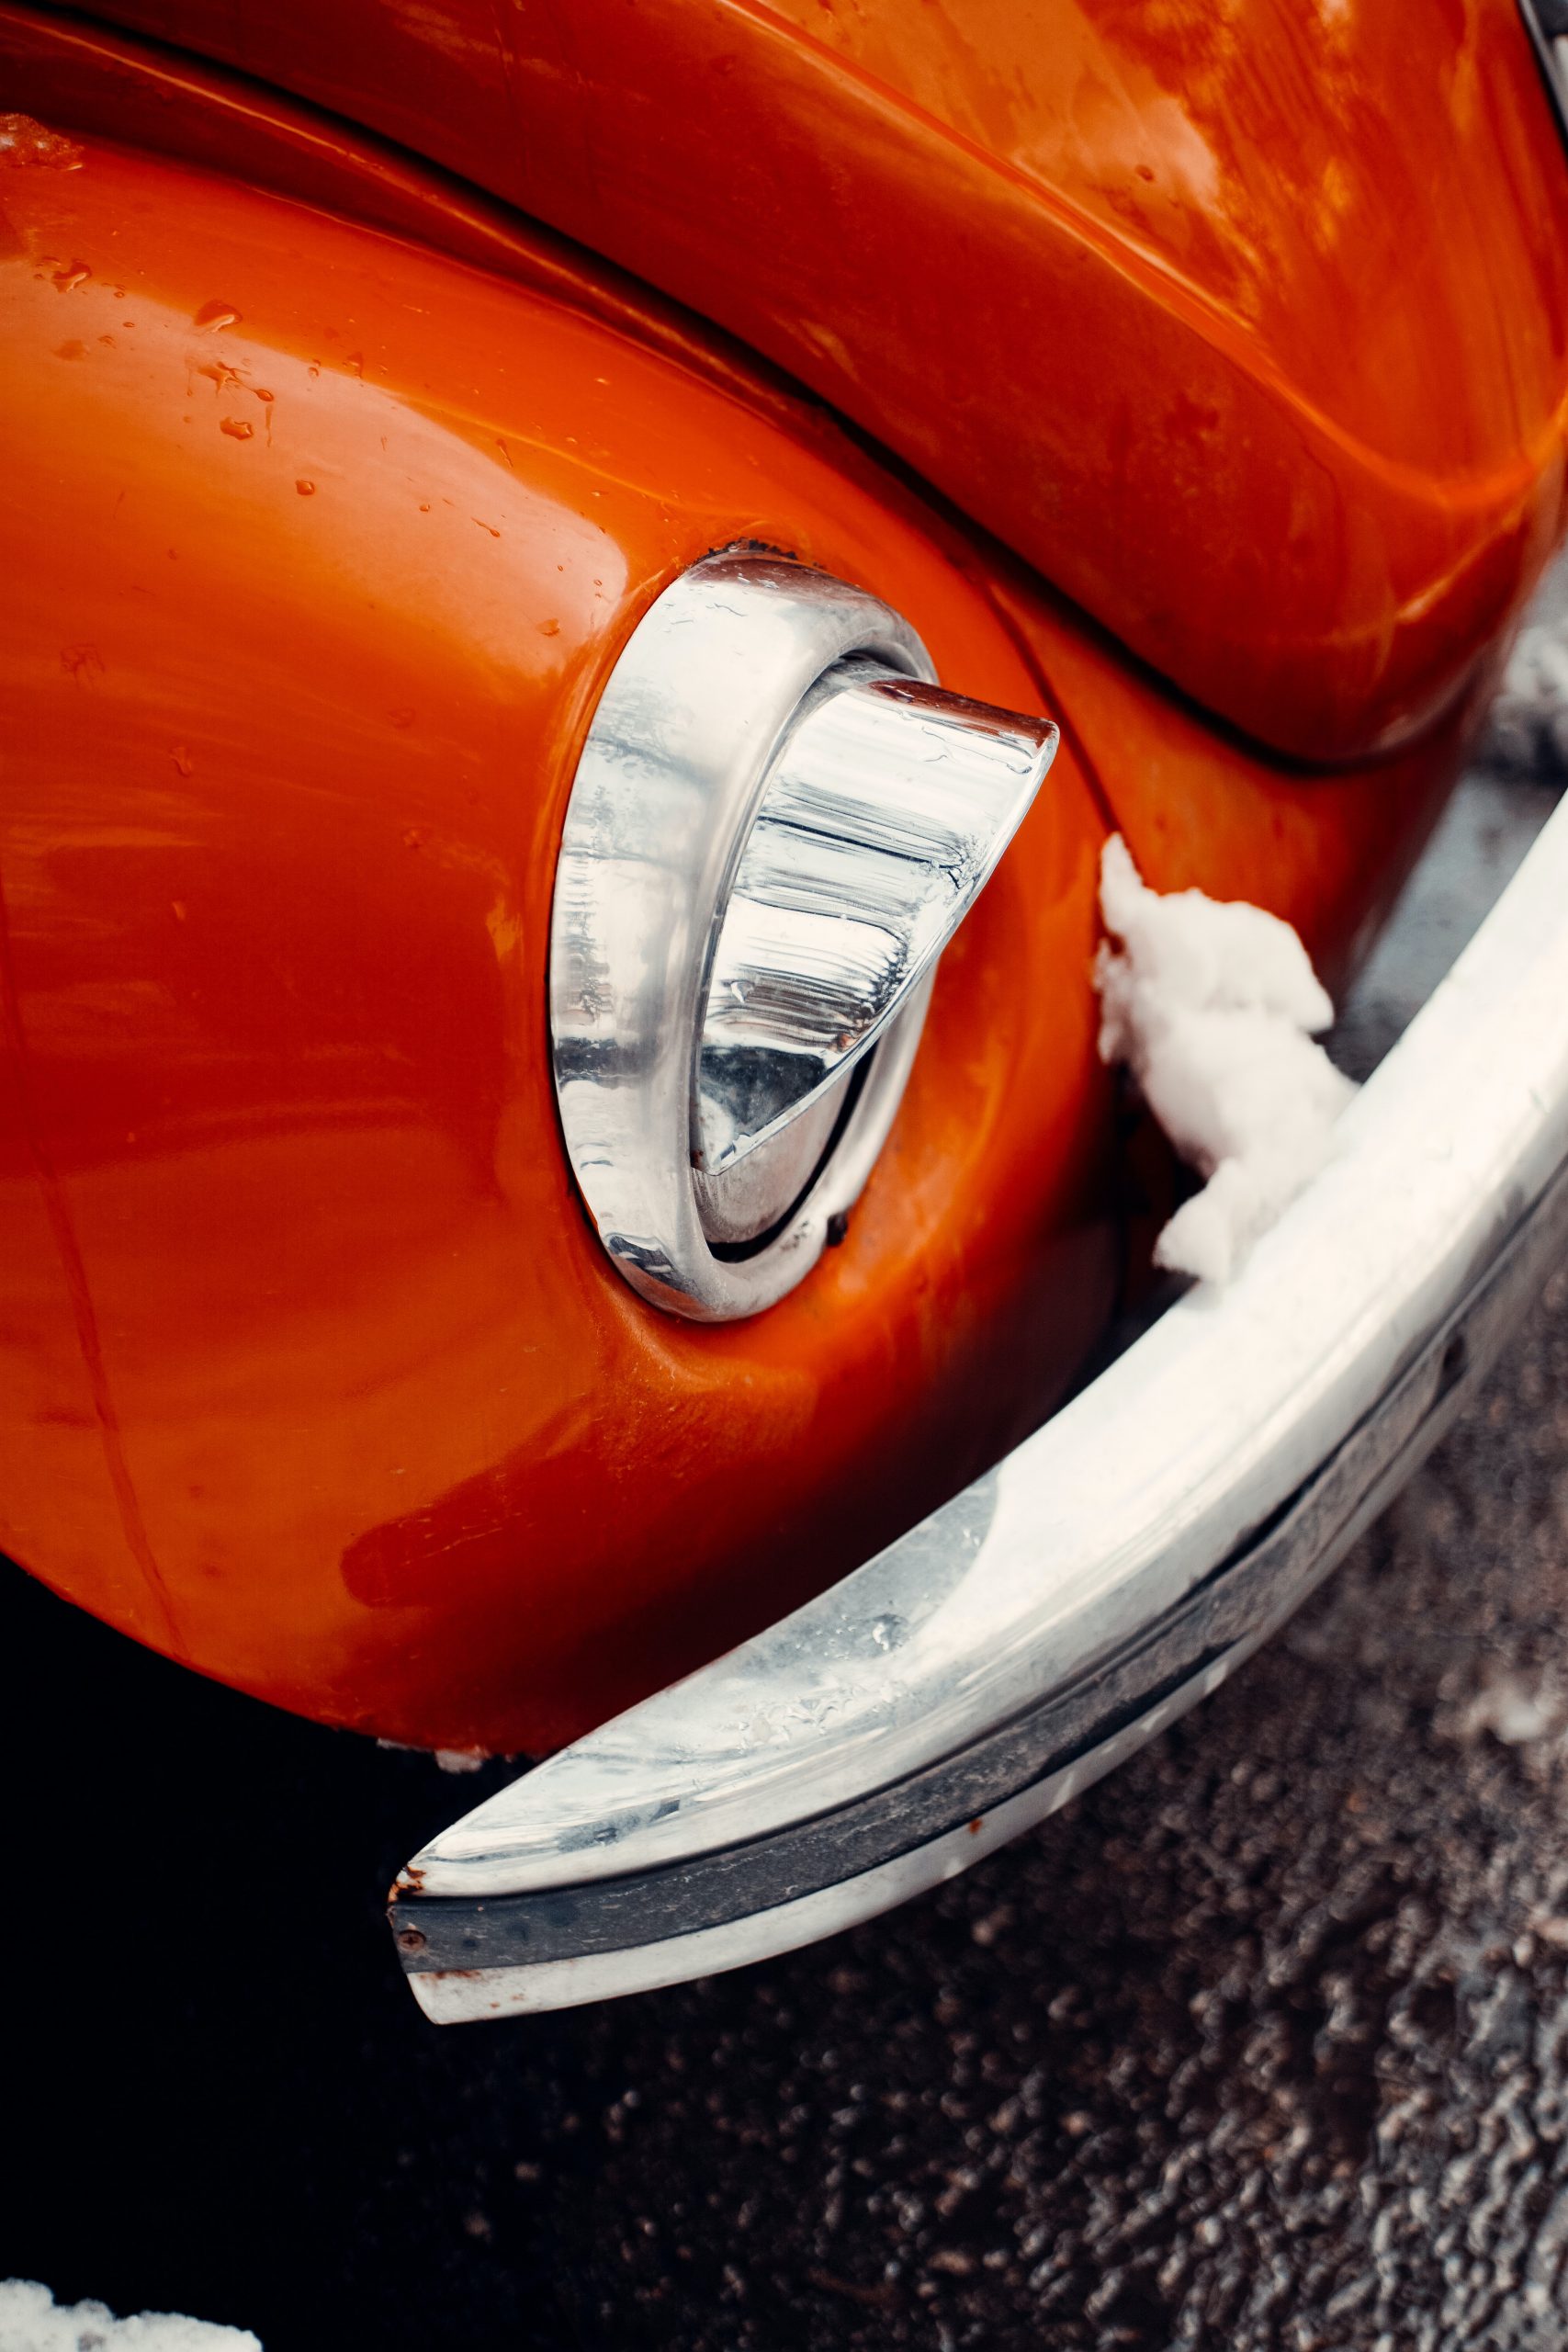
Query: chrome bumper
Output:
[[390, 797, 1568, 2022]]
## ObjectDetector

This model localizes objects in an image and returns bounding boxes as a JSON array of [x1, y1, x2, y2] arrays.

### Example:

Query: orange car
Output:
[[2, 0, 1566, 2019]]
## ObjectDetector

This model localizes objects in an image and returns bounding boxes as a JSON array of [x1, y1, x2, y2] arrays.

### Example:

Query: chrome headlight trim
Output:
[[1520, 0, 1568, 144], [548, 551, 1055, 1320]]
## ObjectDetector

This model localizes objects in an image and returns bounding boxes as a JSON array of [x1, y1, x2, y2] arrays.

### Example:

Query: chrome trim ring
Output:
[[1520, 0, 1568, 144], [547, 550, 1053, 1320]]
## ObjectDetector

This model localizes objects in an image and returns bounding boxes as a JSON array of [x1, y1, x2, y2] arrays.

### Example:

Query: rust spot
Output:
[[968, 1817, 984, 1836]]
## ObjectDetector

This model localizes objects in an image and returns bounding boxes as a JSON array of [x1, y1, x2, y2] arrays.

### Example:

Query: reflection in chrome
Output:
[[548, 551, 1056, 1319], [697, 662, 1055, 1175], [1521, 0, 1568, 142], [399, 795, 1568, 2018]]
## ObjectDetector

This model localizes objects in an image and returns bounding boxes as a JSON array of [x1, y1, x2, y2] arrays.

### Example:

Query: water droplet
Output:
[[867, 1613, 907, 1651], [537, 617, 560, 637], [417, 502, 431, 513], [295, 480, 316, 497], [472, 518, 501, 537], [53, 339, 85, 360], [220, 415, 254, 440], [194, 300, 241, 330], [51, 257, 91, 292], [389, 708, 415, 729], [171, 745, 193, 776], [251, 387, 275, 402]]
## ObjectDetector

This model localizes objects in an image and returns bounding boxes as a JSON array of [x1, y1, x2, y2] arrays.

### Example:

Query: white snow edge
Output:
[[1094, 835, 1357, 1284], [0, 2280, 261, 2350], [1483, 573, 1568, 777]]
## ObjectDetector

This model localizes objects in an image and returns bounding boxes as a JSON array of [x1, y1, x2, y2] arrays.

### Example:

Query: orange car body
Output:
[[1, 1, 1562, 1752]]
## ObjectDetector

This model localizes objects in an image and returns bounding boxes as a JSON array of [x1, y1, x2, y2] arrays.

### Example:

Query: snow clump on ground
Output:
[[1483, 616, 1568, 779], [1480, 548, 1568, 781], [1095, 834, 1357, 1283], [0, 2281, 261, 2349]]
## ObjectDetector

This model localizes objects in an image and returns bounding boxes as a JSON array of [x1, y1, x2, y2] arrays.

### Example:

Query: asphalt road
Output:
[[7, 641, 1568, 2349]]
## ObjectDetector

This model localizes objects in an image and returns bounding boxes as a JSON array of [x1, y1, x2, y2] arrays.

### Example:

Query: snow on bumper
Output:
[[389, 795, 1568, 2020]]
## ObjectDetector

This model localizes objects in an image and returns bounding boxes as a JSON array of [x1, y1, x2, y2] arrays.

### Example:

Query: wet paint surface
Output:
[[0, 105, 1492, 1747], [0, 130, 1124, 1748], [45, 0, 1568, 759]]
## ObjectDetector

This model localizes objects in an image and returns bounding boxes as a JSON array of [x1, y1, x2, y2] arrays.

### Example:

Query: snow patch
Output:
[[0, 2281, 260, 2350], [1483, 610, 1568, 779], [1460, 1668, 1562, 1748], [1095, 835, 1357, 1283]]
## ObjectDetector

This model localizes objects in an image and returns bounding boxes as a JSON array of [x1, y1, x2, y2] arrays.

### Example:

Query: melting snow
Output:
[[0, 2281, 260, 2349], [1460, 1668, 1562, 1748], [1095, 835, 1357, 1283], [1483, 552, 1568, 781]]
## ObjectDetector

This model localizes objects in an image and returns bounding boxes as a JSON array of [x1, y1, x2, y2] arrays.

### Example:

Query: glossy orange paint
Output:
[[0, 130, 1127, 1750], [65, 0, 1568, 763], [0, 99, 1474, 1755]]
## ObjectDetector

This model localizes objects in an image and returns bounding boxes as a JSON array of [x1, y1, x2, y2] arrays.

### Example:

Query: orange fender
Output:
[[0, 79, 1472, 1751]]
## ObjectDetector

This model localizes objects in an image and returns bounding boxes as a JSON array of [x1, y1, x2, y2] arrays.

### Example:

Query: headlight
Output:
[[550, 551, 1058, 1318]]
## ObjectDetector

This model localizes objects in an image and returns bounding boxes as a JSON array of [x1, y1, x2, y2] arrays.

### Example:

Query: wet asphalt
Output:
[[7, 650, 1568, 2348]]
